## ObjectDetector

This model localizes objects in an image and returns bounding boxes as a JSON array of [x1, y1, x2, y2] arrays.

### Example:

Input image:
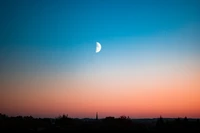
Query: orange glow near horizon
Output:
[[1, 60, 200, 118]]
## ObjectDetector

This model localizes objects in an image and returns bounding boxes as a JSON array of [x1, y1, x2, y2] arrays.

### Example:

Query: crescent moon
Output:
[[96, 42, 101, 53]]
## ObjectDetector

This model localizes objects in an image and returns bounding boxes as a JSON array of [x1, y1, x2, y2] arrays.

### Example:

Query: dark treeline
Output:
[[0, 113, 200, 132]]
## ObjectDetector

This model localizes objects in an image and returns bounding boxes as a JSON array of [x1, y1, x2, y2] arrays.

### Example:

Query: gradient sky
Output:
[[0, 0, 200, 118]]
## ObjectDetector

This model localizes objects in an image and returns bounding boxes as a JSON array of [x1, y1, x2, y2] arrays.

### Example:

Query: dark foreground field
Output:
[[0, 113, 200, 132]]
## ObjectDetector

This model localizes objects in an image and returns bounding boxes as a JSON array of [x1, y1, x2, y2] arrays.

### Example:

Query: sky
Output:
[[0, 0, 200, 118]]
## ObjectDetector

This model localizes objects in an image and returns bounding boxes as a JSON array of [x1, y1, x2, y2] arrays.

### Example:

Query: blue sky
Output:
[[0, 0, 199, 76]]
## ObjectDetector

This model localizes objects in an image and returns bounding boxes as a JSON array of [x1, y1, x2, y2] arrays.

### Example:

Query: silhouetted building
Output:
[[96, 112, 98, 120]]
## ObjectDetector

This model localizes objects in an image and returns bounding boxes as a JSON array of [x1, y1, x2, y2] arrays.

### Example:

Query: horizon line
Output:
[[1, 113, 200, 119]]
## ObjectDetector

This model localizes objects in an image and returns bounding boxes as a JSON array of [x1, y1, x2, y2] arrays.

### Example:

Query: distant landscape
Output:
[[1, 113, 200, 132]]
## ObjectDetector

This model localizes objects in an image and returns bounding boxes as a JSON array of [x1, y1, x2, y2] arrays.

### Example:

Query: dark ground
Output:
[[0, 113, 200, 132]]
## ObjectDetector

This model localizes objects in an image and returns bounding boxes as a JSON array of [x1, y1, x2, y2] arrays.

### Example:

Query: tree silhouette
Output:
[[0, 113, 200, 132]]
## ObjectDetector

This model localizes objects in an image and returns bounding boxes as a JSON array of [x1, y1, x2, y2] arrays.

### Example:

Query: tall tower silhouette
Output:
[[96, 112, 98, 120]]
